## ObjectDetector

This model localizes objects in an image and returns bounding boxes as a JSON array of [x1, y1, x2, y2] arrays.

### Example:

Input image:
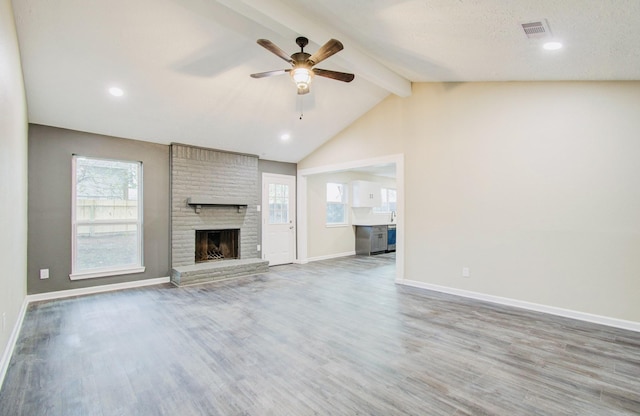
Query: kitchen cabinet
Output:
[[355, 225, 388, 255], [351, 181, 381, 207]]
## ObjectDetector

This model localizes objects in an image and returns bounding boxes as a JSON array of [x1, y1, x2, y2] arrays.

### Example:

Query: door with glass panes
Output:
[[262, 173, 296, 265]]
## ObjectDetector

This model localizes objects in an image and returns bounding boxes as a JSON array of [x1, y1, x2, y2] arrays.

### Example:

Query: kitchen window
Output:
[[373, 188, 397, 213], [326, 182, 348, 225], [70, 156, 145, 280]]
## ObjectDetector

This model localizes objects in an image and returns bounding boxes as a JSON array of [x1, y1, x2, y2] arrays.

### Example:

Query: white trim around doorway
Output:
[[297, 154, 404, 281]]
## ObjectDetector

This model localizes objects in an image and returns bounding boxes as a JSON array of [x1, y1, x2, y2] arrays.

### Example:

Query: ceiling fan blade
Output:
[[307, 39, 343, 65], [297, 85, 310, 95], [257, 39, 293, 64], [313, 68, 355, 83], [250, 69, 290, 79]]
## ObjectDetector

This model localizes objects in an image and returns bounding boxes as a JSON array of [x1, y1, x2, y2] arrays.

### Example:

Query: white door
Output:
[[262, 173, 296, 265]]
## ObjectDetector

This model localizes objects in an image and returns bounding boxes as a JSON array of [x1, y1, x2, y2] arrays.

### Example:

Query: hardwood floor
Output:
[[1, 253, 639, 415]]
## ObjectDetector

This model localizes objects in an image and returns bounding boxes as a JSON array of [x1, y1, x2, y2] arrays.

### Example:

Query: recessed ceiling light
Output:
[[109, 87, 124, 97], [280, 133, 291, 141], [543, 41, 563, 51]]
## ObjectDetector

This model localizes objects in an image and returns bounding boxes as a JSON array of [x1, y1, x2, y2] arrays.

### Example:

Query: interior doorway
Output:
[[297, 154, 404, 281]]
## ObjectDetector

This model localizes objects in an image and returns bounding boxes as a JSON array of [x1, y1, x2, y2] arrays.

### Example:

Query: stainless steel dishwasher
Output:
[[387, 224, 396, 252]]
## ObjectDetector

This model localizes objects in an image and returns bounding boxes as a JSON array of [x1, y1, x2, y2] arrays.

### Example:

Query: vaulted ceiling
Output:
[[12, 0, 640, 162]]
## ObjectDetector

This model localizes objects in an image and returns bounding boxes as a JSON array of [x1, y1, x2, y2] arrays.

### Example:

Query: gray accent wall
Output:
[[28, 124, 170, 294], [258, 159, 297, 181]]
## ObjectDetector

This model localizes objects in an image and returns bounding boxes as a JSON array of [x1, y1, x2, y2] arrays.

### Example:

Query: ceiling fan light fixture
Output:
[[291, 67, 313, 90]]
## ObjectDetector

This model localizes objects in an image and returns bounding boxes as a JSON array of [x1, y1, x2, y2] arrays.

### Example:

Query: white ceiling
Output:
[[12, 0, 640, 163]]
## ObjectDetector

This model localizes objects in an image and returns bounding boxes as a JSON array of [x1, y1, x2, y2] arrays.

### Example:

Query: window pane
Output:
[[326, 203, 346, 224], [73, 156, 142, 276], [326, 182, 347, 224], [388, 189, 397, 203], [76, 224, 138, 271], [76, 199, 138, 221], [268, 183, 289, 224], [388, 189, 397, 211], [326, 183, 345, 203], [76, 158, 138, 204]]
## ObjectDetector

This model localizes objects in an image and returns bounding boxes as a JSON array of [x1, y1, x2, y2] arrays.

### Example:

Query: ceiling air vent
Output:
[[521, 19, 552, 39]]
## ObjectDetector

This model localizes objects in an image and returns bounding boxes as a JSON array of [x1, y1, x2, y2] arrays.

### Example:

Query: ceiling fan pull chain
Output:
[[299, 96, 304, 120]]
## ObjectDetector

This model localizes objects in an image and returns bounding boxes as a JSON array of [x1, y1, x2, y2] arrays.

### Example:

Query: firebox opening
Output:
[[195, 229, 239, 263]]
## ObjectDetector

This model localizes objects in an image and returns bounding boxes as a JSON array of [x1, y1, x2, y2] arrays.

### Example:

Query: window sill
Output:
[[325, 223, 350, 228], [69, 266, 146, 281]]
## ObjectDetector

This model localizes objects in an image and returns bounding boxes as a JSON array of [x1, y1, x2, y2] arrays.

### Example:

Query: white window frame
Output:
[[70, 155, 145, 280], [326, 182, 349, 226]]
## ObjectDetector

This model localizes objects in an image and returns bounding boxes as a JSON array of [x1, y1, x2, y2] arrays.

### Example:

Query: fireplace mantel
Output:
[[187, 197, 248, 214]]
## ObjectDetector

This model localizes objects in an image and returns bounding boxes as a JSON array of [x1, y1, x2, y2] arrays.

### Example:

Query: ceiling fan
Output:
[[250, 36, 355, 95]]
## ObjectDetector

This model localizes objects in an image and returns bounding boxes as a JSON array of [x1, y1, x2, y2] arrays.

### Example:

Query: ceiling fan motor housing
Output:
[[291, 52, 311, 66]]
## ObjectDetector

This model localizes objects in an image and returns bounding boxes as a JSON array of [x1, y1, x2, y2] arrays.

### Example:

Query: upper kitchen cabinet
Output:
[[352, 180, 381, 207]]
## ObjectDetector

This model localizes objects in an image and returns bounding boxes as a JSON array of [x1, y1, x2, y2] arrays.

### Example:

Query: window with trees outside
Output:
[[326, 182, 348, 225], [71, 156, 144, 280]]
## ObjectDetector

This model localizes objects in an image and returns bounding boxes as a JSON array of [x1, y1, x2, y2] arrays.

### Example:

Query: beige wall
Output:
[[299, 81, 640, 323], [0, 0, 28, 375], [300, 94, 405, 168], [306, 172, 357, 259]]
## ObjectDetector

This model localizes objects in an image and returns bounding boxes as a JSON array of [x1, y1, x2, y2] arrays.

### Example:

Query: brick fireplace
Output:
[[169, 144, 268, 286]]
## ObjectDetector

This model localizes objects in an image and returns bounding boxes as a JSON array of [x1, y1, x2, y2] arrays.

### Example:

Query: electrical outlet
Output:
[[462, 267, 470, 278], [40, 268, 49, 279], [256, 205, 261, 212], [257, 244, 261, 251]]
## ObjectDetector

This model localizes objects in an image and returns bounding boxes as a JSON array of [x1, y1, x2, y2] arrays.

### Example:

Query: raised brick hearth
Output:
[[171, 259, 268, 286]]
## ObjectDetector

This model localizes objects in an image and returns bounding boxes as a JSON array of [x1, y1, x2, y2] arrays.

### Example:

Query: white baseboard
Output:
[[306, 251, 356, 263], [396, 279, 640, 333], [26, 277, 170, 303], [0, 297, 29, 390]]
